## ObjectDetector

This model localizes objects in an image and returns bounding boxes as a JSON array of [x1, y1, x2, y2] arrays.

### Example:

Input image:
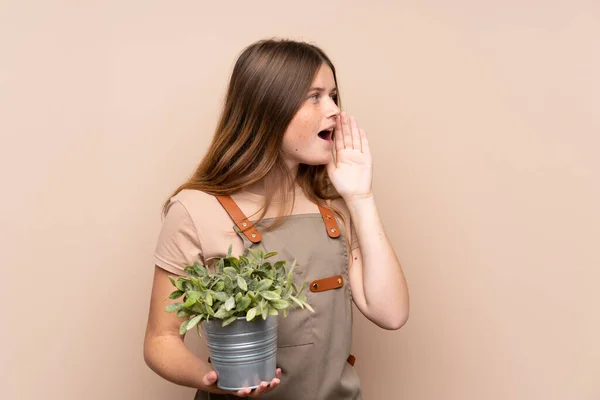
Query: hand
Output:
[[326, 112, 373, 202], [201, 368, 282, 397]]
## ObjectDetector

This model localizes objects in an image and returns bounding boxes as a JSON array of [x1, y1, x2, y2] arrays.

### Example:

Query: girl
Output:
[[144, 38, 409, 399]]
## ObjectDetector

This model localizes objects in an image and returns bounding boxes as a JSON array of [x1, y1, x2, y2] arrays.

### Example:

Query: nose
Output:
[[326, 97, 341, 119]]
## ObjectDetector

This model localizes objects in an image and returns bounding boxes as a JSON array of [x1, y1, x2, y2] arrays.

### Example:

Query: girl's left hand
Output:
[[326, 112, 373, 201]]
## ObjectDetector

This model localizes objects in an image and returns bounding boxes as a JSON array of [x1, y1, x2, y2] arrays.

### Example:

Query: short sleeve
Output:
[[154, 200, 204, 275]]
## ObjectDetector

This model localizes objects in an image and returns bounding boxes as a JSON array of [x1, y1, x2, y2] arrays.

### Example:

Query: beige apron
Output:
[[195, 196, 362, 400]]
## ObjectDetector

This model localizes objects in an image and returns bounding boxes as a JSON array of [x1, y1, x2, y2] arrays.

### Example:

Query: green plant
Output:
[[166, 245, 314, 335]]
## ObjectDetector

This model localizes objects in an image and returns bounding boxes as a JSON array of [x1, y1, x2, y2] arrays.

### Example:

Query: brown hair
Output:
[[164, 38, 349, 237]]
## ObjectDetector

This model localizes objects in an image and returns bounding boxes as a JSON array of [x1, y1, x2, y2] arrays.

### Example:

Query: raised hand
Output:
[[326, 112, 373, 201]]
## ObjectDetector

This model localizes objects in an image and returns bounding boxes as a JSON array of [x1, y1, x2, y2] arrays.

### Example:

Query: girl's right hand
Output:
[[201, 368, 282, 397]]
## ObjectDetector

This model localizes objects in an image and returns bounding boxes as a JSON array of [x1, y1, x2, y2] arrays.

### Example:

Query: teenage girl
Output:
[[144, 38, 409, 399]]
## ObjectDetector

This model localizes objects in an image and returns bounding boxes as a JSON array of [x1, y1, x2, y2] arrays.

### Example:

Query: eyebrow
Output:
[[308, 87, 337, 93]]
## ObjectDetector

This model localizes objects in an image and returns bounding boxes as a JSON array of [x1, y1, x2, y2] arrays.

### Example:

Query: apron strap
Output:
[[215, 195, 262, 243], [317, 204, 341, 238], [215, 195, 340, 240]]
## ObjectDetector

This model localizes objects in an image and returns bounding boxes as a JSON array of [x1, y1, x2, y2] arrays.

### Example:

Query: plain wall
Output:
[[1, 1, 599, 399]]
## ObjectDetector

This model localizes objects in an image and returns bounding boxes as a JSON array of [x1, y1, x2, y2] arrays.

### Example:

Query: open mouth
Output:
[[318, 129, 333, 141]]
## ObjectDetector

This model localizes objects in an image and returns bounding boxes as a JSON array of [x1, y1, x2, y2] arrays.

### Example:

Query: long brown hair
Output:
[[164, 38, 348, 236]]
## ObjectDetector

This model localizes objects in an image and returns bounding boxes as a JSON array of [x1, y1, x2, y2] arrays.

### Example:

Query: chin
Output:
[[300, 155, 332, 166]]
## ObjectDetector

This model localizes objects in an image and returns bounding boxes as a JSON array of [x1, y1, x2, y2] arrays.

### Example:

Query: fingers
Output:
[[201, 370, 218, 387], [338, 112, 365, 152], [334, 114, 344, 153], [359, 127, 369, 154], [350, 116, 361, 150], [236, 368, 282, 398], [341, 112, 352, 149]]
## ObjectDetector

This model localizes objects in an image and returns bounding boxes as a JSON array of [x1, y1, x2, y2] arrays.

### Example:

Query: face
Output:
[[281, 64, 340, 169]]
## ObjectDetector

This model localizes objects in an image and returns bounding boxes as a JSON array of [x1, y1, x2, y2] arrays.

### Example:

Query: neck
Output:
[[244, 162, 299, 197]]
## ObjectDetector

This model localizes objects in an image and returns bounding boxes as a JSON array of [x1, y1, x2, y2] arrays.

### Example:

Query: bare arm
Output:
[[327, 112, 409, 330], [143, 265, 212, 390], [144, 266, 280, 397], [345, 196, 409, 330]]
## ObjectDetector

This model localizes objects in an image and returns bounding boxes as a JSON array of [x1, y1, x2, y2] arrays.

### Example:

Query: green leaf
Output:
[[214, 306, 231, 319], [184, 292, 201, 308], [227, 243, 233, 257], [236, 295, 251, 312], [260, 291, 280, 301], [206, 305, 215, 316], [214, 292, 229, 302], [190, 304, 205, 314], [264, 251, 278, 259], [223, 267, 237, 277], [165, 302, 184, 313], [268, 307, 279, 316], [289, 295, 304, 309], [256, 279, 273, 292], [247, 248, 258, 258], [297, 281, 307, 295], [187, 315, 203, 330], [193, 263, 207, 277], [248, 291, 258, 302], [261, 304, 268, 320], [273, 261, 286, 272], [216, 258, 225, 272], [205, 293, 213, 307], [237, 276, 248, 291], [226, 257, 240, 270], [169, 276, 186, 291], [177, 309, 191, 318], [246, 307, 258, 321], [179, 320, 190, 335], [286, 260, 297, 283], [303, 301, 315, 313], [184, 265, 198, 277], [167, 290, 184, 300], [222, 316, 237, 327], [224, 296, 235, 311], [270, 299, 289, 309]]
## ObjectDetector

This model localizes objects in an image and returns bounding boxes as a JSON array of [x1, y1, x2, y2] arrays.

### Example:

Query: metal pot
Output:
[[202, 316, 278, 391]]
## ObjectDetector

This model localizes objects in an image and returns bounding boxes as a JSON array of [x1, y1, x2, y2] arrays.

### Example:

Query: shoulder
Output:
[[165, 189, 245, 258], [166, 187, 233, 228], [167, 189, 220, 214]]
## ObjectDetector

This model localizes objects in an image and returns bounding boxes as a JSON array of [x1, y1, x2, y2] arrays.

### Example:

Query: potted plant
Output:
[[165, 245, 313, 390]]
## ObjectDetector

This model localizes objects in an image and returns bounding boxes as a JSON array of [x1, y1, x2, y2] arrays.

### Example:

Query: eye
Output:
[[309, 93, 320, 102], [330, 93, 338, 102]]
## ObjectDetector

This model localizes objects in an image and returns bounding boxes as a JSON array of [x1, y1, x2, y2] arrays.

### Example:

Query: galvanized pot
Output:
[[202, 316, 278, 391]]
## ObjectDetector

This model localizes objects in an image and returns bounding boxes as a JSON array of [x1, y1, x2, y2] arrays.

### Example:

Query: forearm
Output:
[[346, 195, 409, 328], [144, 333, 210, 391]]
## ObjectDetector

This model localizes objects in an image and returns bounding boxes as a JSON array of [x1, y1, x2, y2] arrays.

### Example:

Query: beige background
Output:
[[1, 1, 599, 399]]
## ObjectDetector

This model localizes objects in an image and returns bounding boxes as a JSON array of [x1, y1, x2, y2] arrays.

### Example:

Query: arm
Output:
[[144, 266, 281, 397], [146, 198, 280, 397], [345, 196, 409, 330], [143, 265, 213, 390], [327, 112, 409, 330]]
